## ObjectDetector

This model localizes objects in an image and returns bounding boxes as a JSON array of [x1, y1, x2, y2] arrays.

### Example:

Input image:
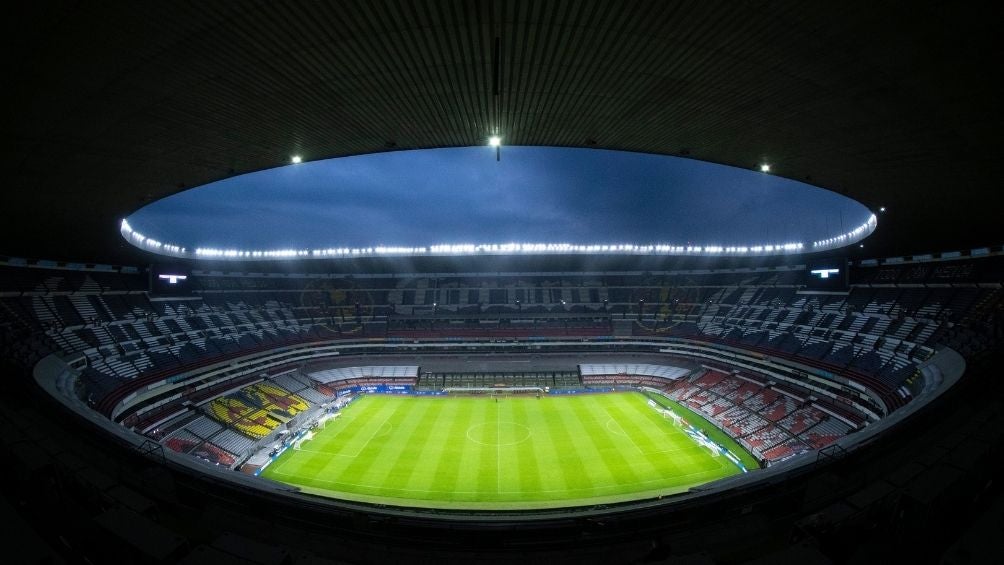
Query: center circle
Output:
[[466, 421, 532, 446]]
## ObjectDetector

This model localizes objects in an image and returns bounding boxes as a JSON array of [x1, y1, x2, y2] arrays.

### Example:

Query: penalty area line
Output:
[[603, 413, 646, 455], [340, 416, 394, 458]]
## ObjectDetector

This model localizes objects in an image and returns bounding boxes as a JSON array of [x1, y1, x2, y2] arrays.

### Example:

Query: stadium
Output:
[[2, 3, 1002, 565]]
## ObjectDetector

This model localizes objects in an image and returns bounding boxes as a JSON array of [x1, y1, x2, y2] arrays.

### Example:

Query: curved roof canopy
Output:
[[4, 1, 1000, 265], [122, 146, 875, 260]]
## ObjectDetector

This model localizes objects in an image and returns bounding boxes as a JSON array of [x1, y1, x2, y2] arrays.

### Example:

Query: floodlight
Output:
[[879, 206, 886, 212], [291, 155, 302, 164], [759, 163, 770, 173], [488, 135, 502, 147]]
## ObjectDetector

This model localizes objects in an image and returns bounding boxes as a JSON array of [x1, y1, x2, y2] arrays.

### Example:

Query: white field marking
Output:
[[603, 414, 719, 458], [605, 417, 643, 455], [464, 422, 533, 447], [270, 399, 739, 498], [293, 448, 368, 459], [603, 415, 692, 452], [267, 462, 731, 497], [605, 417, 628, 437], [601, 412, 649, 456], [343, 418, 394, 457], [313, 418, 394, 459], [312, 414, 357, 442], [608, 416, 699, 455], [644, 444, 707, 455], [641, 402, 742, 463], [657, 415, 744, 468]]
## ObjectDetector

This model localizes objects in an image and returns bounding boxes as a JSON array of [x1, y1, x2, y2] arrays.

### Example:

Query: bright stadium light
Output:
[[124, 214, 875, 260], [880, 206, 886, 212], [488, 135, 502, 147], [291, 155, 302, 164], [759, 163, 771, 173]]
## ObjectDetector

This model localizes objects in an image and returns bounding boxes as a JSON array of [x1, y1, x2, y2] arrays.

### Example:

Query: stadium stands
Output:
[[208, 396, 283, 440], [2, 254, 1003, 472]]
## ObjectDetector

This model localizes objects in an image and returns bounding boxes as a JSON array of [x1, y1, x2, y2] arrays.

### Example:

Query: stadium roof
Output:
[[4, 1, 1000, 266]]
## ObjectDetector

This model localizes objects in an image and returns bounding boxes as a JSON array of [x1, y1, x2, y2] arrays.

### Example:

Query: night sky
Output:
[[126, 146, 873, 251]]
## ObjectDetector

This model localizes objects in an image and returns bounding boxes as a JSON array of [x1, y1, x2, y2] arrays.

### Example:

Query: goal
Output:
[[315, 412, 340, 429], [662, 409, 683, 426], [293, 430, 314, 450], [661, 407, 721, 458]]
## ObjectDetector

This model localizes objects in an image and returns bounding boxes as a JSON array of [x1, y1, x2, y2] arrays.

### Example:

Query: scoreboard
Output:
[[151, 264, 192, 295], [804, 258, 848, 291]]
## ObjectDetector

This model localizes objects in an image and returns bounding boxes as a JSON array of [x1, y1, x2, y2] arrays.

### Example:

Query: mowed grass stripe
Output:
[[610, 395, 681, 454], [338, 396, 433, 496], [533, 398, 598, 493], [619, 396, 726, 479], [294, 401, 369, 470], [304, 397, 403, 492], [556, 398, 621, 489], [509, 398, 543, 496], [461, 398, 493, 498], [606, 398, 712, 480], [643, 391, 761, 470], [571, 396, 643, 490], [314, 397, 404, 492], [494, 399, 509, 495], [600, 397, 727, 490], [436, 398, 480, 499], [519, 397, 569, 494], [291, 397, 394, 478], [262, 392, 749, 509], [599, 396, 670, 480], [606, 395, 684, 484], [316, 397, 396, 455], [404, 398, 465, 497]]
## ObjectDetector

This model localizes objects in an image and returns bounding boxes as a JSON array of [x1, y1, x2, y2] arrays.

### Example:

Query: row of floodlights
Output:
[[122, 219, 813, 259], [191, 242, 806, 258], [120, 220, 185, 254], [811, 214, 879, 249]]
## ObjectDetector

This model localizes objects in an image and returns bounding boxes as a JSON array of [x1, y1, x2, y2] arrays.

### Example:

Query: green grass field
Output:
[[261, 391, 753, 509]]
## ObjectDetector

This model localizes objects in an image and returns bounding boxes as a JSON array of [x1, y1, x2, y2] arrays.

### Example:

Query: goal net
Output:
[[658, 405, 720, 458], [661, 409, 682, 426], [700, 436, 721, 457], [293, 430, 314, 450], [687, 429, 721, 457], [315, 412, 340, 429]]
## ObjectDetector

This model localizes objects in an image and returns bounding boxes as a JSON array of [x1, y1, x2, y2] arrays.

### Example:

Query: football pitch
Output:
[[261, 392, 756, 509]]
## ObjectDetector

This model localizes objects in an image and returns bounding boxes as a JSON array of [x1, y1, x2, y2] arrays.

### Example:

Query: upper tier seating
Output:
[[3, 259, 1003, 455]]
